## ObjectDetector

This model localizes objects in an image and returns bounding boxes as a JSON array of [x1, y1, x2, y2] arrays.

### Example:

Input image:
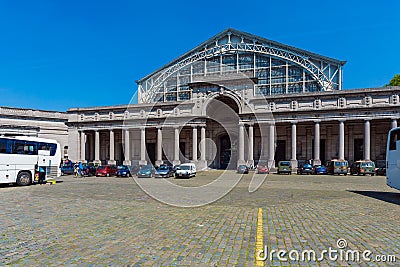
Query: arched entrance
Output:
[[205, 94, 240, 169]]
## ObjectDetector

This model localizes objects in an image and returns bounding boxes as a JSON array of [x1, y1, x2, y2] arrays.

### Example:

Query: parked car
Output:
[[313, 165, 328, 175], [297, 163, 313, 175], [137, 165, 155, 178], [256, 162, 269, 174], [277, 161, 292, 174], [350, 160, 375, 176], [326, 159, 348, 175], [175, 163, 196, 178], [61, 160, 75, 175], [95, 165, 117, 177], [155, 165, 174, 178], [115, 165, 132, 177], [82, 163, 97, 176], [375, 167, 386, 176], [237, 165, 249, 174]]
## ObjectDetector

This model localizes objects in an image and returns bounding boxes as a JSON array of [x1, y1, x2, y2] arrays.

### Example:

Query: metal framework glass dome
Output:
[[137, 29, 346, 104]]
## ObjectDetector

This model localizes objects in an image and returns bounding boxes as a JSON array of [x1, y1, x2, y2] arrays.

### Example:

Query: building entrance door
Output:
[[275, 140, 286, 163], [146, 143, 156, 165], [219, 134, 231, 169], [354, 138, 364, 161]]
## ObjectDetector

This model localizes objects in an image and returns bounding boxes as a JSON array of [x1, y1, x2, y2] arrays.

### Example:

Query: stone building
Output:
[[66, 29, 400, 170], [0, 106, 69, 158]]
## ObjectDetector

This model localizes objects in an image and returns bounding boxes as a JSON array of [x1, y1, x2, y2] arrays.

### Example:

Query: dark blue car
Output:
[[115, 165, 132, 177], [313, 165, 328, 175], [61, 161, 75, 175], [297, 164, 313, 175]]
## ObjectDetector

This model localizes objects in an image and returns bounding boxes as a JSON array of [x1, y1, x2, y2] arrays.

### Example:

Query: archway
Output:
[[205, 94, 240, 169]]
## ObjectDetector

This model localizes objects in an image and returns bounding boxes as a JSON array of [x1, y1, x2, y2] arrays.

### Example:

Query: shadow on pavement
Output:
[[348, 190, 400, 205]]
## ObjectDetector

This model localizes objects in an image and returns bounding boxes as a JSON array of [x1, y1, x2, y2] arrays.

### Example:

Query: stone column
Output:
[[108, 130, 116, 165], [313, 121, 321, 165], [123, 129, 131, 166], [94, 130, 101, 165], [80, 131, 86, 163], [338, 120, 345, 160], [156, 127, 163, 166], [290, 122, 297, 169], [391, 119, 398, 129], [139, 127, 147, 165], [268, 123, 275, 168], [248, 124, 254, 166], [238, 123, 245, 166], [199, 125, 207, 169], [192, 126, 198, 162], [173, 126, 181, 165], [364, 120, 371, 161]]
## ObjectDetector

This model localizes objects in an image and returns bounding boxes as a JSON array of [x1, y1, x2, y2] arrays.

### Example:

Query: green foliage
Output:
[[388, 74, 400, 86]]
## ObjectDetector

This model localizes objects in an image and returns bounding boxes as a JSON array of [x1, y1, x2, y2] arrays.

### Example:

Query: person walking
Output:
[[38, 166, 46, 185]]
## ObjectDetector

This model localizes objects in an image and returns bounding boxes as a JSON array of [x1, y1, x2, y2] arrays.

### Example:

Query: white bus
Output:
[[386, 127, 400, 190], [0, 136, 62, 186]]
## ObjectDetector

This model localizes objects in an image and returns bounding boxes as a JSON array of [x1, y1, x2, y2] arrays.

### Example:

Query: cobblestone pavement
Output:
[[0, 171, 399, 266]]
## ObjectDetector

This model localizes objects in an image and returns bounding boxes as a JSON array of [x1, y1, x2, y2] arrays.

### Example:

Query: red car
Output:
[[256, 164, 270, 174], [95, 165, 117, 177]]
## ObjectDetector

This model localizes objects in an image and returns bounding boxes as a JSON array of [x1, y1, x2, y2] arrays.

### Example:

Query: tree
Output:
[[388, 74, 400, 86]]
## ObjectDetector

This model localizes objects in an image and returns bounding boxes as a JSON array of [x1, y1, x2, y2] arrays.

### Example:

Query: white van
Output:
[[175, 163, 196, 178]]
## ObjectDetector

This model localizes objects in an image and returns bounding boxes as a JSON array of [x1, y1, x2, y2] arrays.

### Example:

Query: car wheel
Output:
[[16, 171, 32, 186]]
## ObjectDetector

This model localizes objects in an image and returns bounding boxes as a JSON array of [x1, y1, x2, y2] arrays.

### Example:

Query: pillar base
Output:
[[237, 159, 246, 168], [247, 160, 255, 168], [312, 159, 321, 166], [197, 160, 208, 170], [123, 160, 132, 166], [268, 160, 276, 170], [290, 159, 298, 170], [79, 160, 87, 164], [139, 160, 147, 166], [173, 160, 181, 166], [93, 160, 101, 166], [155, 160, 163, 167], [108, 160, 116, 165]]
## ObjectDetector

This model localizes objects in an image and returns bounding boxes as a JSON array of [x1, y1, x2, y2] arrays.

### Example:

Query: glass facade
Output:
[[138, 31, 343, 103], [147, 52, 327, 102]]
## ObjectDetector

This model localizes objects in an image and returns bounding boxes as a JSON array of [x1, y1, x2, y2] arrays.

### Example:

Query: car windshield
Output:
[[362, 162, 374, 167], [158, 166, 169, 170], [180, 166, 190, 170], [304, 164, 312, 168], [118, 166, 128, 170], [141, 165, 152, 171], [239, 165, 247, 169], [97, 166, 106, 170], [280, 162, 290, 166]]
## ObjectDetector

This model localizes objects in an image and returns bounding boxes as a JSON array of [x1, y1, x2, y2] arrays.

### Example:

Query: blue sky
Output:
[[0, 0, 399, 111]]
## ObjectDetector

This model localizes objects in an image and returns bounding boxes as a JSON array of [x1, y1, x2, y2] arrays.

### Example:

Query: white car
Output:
[[175, 163, 196, 178]]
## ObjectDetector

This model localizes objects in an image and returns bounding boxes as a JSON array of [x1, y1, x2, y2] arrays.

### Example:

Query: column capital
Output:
[[313, 120, 321, 124], [156, 125, 162, 129], [291, 120, 298, 125], [364, 118, 372, 122], [191, 125, 198, 129]]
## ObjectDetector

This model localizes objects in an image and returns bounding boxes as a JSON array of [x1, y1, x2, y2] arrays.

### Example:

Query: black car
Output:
[[82, 163, 97, 176], [297, 164, 313, 175], [237, 165, 249, 174], [155, 165, 174, 178]]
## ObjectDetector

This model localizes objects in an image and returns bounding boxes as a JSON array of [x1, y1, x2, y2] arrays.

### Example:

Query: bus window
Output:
[[389, 129, 400, 150], [0, 139, 8, 153]]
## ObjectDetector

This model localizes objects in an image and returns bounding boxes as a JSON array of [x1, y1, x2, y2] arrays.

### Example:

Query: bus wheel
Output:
[[16, 171, 32, 186]]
